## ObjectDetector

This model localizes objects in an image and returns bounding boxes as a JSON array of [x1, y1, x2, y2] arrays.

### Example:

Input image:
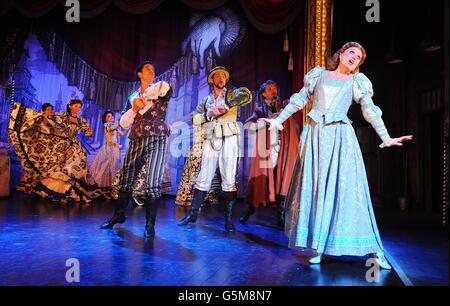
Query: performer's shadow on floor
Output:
[[292, 252, 372, 266], [191, 222, 288, 250], [285, 256, 396, 285], [104, 228, 197, 262], [248, 220, 283, 231]]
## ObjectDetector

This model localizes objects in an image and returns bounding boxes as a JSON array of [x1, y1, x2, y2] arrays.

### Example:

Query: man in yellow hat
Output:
[[177, 66, 252, 232]]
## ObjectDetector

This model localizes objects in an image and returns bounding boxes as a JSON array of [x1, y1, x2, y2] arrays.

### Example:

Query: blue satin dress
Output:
[[275, 67, 392, 256]]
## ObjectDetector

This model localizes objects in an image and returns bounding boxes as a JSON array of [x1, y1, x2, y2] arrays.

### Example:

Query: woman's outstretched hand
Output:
[[258, 118, 284, 131], [387, 135, 414, 147]]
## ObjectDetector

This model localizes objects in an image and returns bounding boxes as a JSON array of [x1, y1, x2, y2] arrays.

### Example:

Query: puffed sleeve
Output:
[[104, 122, 119, 133], [353, 73, 393, 148], [120, 94, 137, 129], [79, 117, 91, 134], [142, 81, 171, 101], [274, 66, 325, 125], [53, 111, 66, 125]]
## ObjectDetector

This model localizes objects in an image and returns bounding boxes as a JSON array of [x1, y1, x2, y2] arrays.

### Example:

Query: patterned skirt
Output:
[[90, 143, 122, 188], [285, 119, 384, 256], [10, 103, 106, 204], [175, 140, 221, 206]]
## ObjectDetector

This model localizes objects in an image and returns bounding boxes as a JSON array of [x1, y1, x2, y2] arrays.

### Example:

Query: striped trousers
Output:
[[118, 135, 167, 199]]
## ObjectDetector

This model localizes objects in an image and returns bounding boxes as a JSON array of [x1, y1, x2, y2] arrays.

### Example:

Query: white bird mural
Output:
[[182, 8, 246, 68]]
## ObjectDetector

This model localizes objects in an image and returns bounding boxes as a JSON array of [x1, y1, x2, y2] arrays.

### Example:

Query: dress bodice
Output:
[[55, 112, 91, 139], [274, 66, 393, 147], [104, 123, 120, 147], [308, 74, 356, 124], [314, 78, 352, 113]]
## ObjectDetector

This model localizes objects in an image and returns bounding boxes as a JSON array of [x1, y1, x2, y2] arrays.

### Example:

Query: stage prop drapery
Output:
[[1, 1, 304, 33]]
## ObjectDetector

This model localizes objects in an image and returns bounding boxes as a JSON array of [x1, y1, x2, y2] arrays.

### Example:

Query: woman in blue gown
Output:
[[261, 42, 413, 269]]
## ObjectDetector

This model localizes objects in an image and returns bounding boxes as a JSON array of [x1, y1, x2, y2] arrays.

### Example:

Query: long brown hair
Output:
[[326, 42, 367, 73]]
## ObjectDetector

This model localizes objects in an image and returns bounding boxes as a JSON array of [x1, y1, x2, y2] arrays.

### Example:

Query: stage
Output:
[[1, 192, 433, 286], [0, 0, 449, 291]]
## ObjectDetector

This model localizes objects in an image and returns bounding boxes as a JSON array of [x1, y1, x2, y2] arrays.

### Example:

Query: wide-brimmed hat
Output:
[[207, 66, 230, 85]]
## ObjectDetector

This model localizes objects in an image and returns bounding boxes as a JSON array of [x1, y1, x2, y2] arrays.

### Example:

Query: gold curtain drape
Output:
[[303, 0, 333, 124]]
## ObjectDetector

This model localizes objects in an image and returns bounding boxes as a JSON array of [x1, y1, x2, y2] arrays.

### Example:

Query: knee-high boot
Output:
[[239, 204, 255, 223], [144, 197, 159, 242], [177, 189, 206, 226], [100, 191, 130, 229], [224, 191, 237, 233]]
